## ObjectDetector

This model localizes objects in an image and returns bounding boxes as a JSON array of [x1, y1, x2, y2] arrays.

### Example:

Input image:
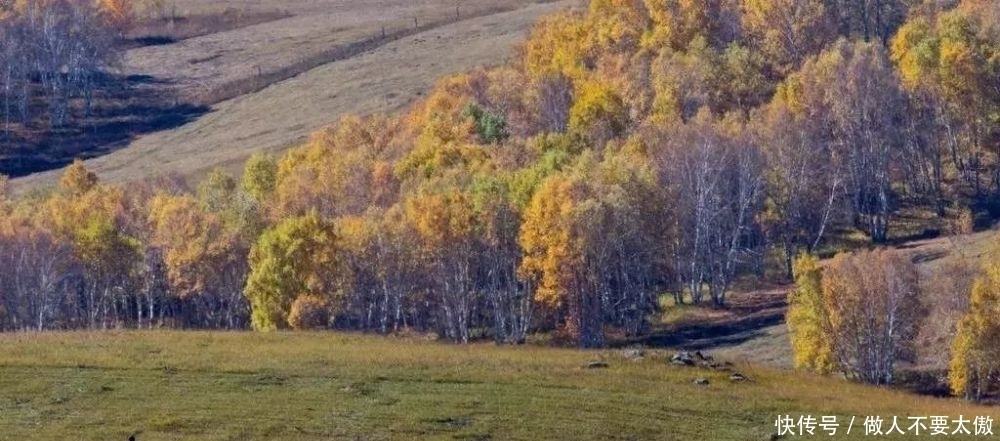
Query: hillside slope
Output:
[[12, 0, 576, 190], [126, 0, 571, 104]]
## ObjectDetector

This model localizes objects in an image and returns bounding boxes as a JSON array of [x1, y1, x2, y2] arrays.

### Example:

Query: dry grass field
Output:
[[11, 0, 579, 190], [127, 0, 570, 104]]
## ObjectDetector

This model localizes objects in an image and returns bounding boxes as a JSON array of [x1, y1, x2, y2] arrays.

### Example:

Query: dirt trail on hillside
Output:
[[13, 1, 576, 189]]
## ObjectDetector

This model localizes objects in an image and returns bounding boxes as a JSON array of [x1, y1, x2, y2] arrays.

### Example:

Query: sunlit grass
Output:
[[0, 331, 996, 440]]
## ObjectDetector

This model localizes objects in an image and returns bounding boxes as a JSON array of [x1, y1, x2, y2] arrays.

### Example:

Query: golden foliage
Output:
[[949, 246, 1000, 400], [59, 160, 98, 198], [741, 0, 835, 74], [522, 12, 596, 80], [568, 78, 628, 142], [148, 194, 240, 300], [518, 173, 578, 309], [288, 295, 331, 330], [98, 0, 134, 33], [789, 250, 923, 385], [244, 212, 344, 331], [787, 254, 835, 374]]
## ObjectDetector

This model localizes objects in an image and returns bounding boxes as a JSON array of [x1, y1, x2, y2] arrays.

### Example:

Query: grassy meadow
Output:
[[0, 331, 995, 440]]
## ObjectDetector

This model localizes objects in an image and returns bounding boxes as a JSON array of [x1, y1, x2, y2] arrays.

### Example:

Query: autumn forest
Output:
[[2, 0, 1000, 401]]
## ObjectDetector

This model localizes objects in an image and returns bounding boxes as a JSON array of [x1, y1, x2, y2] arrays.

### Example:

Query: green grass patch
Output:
[[0, 331, 995, 440]]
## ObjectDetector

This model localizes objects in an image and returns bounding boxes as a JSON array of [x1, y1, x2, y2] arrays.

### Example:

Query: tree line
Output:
[[0, 0, 998, 356]]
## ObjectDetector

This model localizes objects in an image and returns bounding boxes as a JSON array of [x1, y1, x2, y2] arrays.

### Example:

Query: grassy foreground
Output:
[[0, 332, 995, 440]]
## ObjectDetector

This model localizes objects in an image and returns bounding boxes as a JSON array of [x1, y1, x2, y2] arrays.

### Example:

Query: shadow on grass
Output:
[[614, 288, 789, 351], [895, 369, 952, 398], [130, 35, 177, 47], [624, 311, 785, 351], [0, 73, 209, 177], [126, 10, 294, 47]]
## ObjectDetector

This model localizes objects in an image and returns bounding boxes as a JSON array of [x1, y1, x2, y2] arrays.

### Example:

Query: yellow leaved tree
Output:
[[949, 248, 1000, 401], [244, 211, 344, 331], [99, 0, 134, 34], [788, 249, 923, 385], [787, 254, 835, 373]]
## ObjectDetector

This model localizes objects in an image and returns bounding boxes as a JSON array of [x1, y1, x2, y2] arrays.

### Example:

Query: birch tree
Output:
[[821, 249, 924, 385], [656, 111, 763, 306]]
